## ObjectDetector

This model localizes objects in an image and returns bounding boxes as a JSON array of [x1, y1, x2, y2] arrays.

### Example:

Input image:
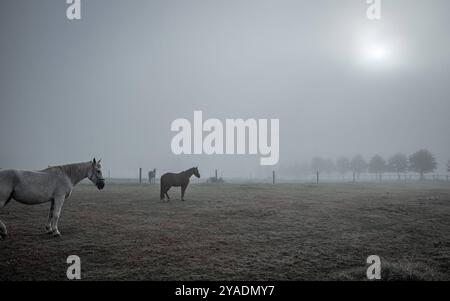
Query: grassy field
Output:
[[1, 182, 449, 281]]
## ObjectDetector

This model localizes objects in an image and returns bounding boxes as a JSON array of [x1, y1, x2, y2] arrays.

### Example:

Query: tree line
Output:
[[310, 149, 447, 180]]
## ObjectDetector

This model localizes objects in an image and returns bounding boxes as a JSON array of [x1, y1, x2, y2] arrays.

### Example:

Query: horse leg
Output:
[[45, 199, 55, 234], [0, 218, 6, 239], [160, 182, 165, 200], [165, 190, 170, 201], [50, 196, 65, 237], [181, 185, 187, 201]]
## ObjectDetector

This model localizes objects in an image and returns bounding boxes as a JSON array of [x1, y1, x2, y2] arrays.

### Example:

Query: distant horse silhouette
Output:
[[148, 169, 156, 184], [0, 159, 105, 238], [160, 167, 200, 201]]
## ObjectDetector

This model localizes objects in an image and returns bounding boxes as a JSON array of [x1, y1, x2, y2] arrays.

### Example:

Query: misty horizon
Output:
[[1, 0, 450, 178]]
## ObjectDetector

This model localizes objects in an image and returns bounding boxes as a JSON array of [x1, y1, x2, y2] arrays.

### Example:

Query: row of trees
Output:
[[311, 150, 442, 180]]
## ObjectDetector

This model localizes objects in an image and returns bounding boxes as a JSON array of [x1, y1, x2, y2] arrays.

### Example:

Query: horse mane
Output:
[[182, 167, 196, 174], [43, 162, 92, 184]]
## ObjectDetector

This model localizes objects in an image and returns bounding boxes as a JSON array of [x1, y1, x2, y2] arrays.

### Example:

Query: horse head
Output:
[[88, 158, 105, 190], [193, 167, 200, 178]]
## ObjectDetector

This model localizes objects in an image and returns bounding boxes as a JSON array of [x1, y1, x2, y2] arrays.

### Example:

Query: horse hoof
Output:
[[53, 232, 61, 237]]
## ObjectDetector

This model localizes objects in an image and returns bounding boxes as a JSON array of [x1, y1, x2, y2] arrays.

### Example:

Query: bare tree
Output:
[[388, 153, 408, 180], [322, 158, 335, 175], [369, 155, 387, 182], [409, 150, 437, 180], [311, 157, 334, 182], [311, 157, 324, 174], [351, 155, 367, 179], [336, 157, 351, 179]]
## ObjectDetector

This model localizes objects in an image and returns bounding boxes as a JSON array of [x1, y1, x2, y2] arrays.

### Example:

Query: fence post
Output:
[[316, 170, 319, 184], [353, 172, 356, 183], [273, 170, 276, 185], [215, 169, 218, 181], [139, 168, 142, 184]]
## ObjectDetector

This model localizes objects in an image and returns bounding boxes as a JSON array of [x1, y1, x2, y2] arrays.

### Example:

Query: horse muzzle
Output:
[[96, 179, 105, 190]]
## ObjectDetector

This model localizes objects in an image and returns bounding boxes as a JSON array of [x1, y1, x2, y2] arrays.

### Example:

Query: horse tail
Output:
[[0, 170, 13, 239]]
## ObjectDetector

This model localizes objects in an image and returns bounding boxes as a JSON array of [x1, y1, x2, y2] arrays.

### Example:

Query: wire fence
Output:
[[116, 168, 450, 185]]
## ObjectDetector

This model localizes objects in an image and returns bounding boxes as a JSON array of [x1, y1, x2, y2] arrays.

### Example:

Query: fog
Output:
[[1, 0, 449, 178]]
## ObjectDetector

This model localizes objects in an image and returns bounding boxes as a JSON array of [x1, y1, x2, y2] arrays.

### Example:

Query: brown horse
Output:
[[160, 167, 200, 201]]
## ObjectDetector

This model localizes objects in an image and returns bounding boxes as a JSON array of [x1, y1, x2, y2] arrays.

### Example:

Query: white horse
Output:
[[0, 158, 105, 238]]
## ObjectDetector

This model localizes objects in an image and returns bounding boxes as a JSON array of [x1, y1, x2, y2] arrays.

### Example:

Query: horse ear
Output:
[[93, 158, 96, 164], [98, 158, 102, 164]]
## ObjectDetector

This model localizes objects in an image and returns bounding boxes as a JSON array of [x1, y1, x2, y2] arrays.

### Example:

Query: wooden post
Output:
[[215, 169, 218, 181], [353, 172, 356, 183], [316, 170, 319, 184], [273, 170, 276, 184], [139, 168, 142, 184]]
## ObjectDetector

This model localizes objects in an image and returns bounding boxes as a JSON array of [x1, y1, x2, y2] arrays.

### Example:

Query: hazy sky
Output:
[[1, 0, 449, 177]]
